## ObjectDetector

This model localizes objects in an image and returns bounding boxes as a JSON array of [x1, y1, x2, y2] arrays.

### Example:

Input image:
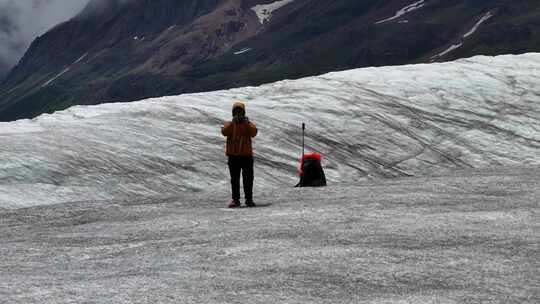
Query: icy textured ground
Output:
[[1, 53, 539, 209], [0, 167, 538, 303], [0, 53, 539, 303]]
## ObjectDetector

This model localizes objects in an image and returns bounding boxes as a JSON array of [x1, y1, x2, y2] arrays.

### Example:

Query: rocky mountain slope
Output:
[[0, 0, 88, 81], [1, 0, 539, 121]]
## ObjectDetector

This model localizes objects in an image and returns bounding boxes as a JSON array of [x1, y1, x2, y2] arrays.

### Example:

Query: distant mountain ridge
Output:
[[1, 0, 539, 121], [0, 0, 88, 82]]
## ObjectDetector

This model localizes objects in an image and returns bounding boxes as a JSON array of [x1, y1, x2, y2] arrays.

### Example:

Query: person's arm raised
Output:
[[221, 122, 233, 136], [248, 122, 258, 137]]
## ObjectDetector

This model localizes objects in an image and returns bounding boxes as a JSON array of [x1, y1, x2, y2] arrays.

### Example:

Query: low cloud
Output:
[[0, 0, 89, 79]]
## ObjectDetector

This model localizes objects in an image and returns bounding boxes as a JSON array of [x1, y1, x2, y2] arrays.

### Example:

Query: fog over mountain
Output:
[[0, 0, 89, 79]]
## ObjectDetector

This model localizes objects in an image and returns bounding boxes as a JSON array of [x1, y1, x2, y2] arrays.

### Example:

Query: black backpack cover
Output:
[[295, 153, 327, 187]]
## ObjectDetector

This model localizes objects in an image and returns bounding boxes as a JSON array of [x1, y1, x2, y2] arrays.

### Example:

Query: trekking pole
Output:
[[302, 122, 305, 172], [295, 122, 306, 188], [302, 123, 305, 156]]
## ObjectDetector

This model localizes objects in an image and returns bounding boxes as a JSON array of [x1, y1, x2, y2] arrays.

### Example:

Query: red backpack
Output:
[[296, 152, 327, 187]]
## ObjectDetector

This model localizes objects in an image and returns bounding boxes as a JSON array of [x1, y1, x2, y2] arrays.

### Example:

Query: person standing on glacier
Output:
[[221, 101, 258, 208]]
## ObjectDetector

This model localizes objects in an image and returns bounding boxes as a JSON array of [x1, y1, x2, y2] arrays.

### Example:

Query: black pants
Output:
[[228, 155, 254, 201]]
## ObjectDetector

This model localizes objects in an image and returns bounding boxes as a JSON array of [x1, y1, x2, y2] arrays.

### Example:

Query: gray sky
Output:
[[0, 0, 89, 78]]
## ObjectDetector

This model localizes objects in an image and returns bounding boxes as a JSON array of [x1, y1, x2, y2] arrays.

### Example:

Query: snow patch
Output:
[[431, 43, 463, 59], [42, 67, 70, 87], [234, 48, 252, 55], [431, 12, 494, 60], [375, 0, 425, 24], [42, 53, 88, 87], [251, 0, 295, 24], [74, 53, 88, 64], [463, 12, 493, 38]]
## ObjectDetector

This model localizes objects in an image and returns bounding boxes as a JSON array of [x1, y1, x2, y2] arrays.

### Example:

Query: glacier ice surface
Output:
[[1, 53, 539, 209]]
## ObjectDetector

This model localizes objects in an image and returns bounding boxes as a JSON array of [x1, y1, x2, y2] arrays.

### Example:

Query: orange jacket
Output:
[[221, 120, 258, 156]]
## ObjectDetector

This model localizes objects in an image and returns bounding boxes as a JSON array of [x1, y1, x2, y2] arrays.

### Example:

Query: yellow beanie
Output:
[[232, 101, 246, 111]]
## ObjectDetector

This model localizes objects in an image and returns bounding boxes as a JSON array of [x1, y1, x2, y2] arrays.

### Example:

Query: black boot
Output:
[[245, 199, 256, 207]]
